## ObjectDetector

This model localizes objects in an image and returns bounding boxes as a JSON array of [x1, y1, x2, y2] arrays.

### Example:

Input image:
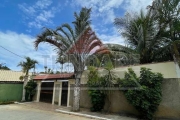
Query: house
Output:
[[33, 73, 74, 107], [33, 61, 180, 119]]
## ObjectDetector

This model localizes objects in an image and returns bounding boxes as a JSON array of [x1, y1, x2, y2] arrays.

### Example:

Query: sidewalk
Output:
[[18, 102, 136, 120]]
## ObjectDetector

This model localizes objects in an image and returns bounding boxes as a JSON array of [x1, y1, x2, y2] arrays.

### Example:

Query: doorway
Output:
[[40, 82, 54, 103], [61, 82, 68, 106]]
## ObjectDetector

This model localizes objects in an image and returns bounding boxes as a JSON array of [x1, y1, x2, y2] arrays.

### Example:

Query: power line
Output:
[[0, 45, 24, 59]]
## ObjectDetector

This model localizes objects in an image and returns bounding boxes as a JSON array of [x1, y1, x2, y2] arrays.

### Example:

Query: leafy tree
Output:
[[105, 44, 139, 66], [118, 68, 163, 120], [149, 0, 180, 65], [89, 44, 139, 67], [34, 7, 108, 111], [56, 71, 60, 74], [0, 63, 10, 70]]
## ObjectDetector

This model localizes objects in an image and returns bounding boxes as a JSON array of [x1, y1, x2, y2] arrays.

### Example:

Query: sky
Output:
[[0, 0, 153, 73]]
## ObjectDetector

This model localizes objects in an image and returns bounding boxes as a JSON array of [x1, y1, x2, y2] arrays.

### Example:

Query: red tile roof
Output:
[[33, 73, 74, 80]]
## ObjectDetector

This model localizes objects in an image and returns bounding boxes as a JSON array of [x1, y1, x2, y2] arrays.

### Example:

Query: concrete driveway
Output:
[[0, 104, 92, 120]]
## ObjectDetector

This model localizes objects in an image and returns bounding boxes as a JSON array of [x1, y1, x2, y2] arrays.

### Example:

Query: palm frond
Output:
[[17, 56, 38, 75], [34, 28, 62, 50]]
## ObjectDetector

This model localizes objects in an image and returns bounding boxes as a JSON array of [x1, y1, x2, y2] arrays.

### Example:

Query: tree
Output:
[[56, 52, 67, 73], [17, 57, 38, 76], [0, 63, 10, 70], [47, 68, 54, 74], [89, 44, 139, 67], [115, 9, 171, 64], [149, 0, 180, 65], [44, 66, 47, 73], [34, 7, 108, 111], [114, 0, 180, 64], [17, 56, 38, 101]]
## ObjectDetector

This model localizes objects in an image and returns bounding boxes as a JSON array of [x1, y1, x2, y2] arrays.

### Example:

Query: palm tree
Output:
[[56, 52, 67, 73], [17, 56, 38, 101], [34, 7, 108, 111], [44, 66, 47, 73], [114, 9, 172, 64], [17, 57, 38, 76], [114, 0, 180, 64]]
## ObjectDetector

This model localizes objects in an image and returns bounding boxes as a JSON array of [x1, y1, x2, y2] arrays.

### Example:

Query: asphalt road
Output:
[[0, 104, 92, 120]]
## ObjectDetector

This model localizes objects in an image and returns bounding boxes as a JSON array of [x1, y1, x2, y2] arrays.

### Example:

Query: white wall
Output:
[[81, 61, 180, 84]]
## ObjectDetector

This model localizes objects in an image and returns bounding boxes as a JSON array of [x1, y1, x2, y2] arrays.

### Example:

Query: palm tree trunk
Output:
[[22, 75, 28, 101], [61, 64, 63, 73], [72, 71, 82, 111], [33, 66, 35, 75]]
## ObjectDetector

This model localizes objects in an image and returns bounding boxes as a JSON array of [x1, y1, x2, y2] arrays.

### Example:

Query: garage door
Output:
[[40, 82, 54, 103]]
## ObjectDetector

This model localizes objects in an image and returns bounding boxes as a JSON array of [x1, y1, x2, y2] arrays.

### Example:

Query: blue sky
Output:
[[0, 0, 152, 72]]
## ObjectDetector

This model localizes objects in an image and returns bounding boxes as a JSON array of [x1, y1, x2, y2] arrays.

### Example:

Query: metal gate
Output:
[[40, 82, 54, 103]]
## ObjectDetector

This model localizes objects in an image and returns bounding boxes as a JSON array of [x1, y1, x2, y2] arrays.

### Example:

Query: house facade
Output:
[[33, 61, 180, 118], [33, 73, 75, 107]]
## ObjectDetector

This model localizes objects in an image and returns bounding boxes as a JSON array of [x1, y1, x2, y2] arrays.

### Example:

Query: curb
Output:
[[56, 109, 112, 120], [14, 102, 33, 104]]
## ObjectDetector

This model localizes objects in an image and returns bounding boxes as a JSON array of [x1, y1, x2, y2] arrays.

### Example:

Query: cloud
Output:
[[0, 31, 61, 72], [74, 0, 124, 23], [73, 0, 153, 48], [35, 0, 52, 9], [18, 4, 36, 16], [74, 0, 153, 24], [98, 33, 125, 45], [18, 0, 60, 29], [123, 0, 153, 12], [0, 30, 124, 73]]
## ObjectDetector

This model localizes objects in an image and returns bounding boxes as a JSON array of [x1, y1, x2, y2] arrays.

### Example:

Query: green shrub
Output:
[[118, 67, 163, 120], [88, 89, 106, 112], [25, 80, 37, 101], [87, 66, 106, 112], [87, 64, 117, 112], [19, 75, 24, 81]]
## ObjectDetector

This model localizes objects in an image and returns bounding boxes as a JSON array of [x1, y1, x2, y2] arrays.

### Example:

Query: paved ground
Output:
[[0, 102, 137, 120], [20, 102, 136, 120], [0, 104, 92, 120]]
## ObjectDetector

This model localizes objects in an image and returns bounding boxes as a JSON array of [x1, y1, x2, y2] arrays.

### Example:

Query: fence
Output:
[[0, 82, 23, 102]]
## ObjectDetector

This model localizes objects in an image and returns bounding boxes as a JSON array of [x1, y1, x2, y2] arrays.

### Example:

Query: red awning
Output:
[[33, 73, 74, 80]]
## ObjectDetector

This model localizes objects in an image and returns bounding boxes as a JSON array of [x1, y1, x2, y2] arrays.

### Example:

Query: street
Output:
[[0, 104, 92, 120]]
